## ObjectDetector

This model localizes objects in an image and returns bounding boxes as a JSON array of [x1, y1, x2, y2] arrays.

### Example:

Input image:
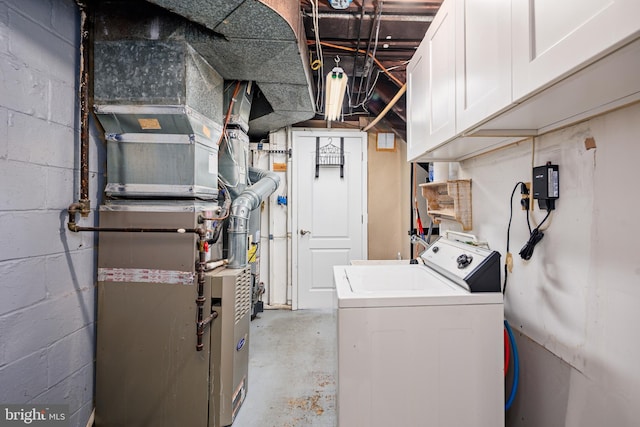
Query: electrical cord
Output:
[[504, 181, 555, 292], [519, 209, 551, 260], [503, 182, 526, 294]]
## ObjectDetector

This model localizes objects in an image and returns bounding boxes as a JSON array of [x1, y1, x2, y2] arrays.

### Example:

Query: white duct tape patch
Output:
[[98, 268, 195, 285]]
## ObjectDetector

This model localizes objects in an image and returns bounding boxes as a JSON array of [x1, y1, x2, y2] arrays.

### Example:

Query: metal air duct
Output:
[[227, 167, 280, 269], [144, 0, 316, 137]]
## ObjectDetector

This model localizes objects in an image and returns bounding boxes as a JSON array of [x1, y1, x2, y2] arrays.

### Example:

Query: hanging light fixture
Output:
[[324, 56, 348, 122]]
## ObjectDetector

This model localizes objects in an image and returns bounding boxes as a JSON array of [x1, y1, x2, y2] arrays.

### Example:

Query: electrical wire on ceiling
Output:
[[351, 60, 408, 110], [304, 1, 413, 123], [355, 1, 384, 107], [349, 3, 365, 114], [308, 0, 325, 113], [308, 41, 403, 87], [351, 68, 381, 109]]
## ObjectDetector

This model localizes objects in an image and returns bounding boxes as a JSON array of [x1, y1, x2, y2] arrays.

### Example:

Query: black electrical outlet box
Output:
[[533, 164, 559, 210]]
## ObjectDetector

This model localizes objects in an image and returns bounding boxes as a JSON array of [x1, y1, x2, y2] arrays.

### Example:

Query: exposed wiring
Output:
[[504, 320, 519, 411], [310, 58, 322, 71], [308, 0, 324, 112], [307, 40, 403, 87], [349, 3, 365, 113], [384, 60, 410, 72], [358, 2, 383, 106], [351, 68, 382, 109]]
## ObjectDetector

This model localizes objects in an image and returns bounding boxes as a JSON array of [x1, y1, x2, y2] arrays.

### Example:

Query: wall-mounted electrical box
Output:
[[533, 164, 559, 210]]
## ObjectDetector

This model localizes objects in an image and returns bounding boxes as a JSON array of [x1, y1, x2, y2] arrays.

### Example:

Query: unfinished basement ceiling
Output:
[[300, 0, 442, 140], [99, 0, 440, 140]]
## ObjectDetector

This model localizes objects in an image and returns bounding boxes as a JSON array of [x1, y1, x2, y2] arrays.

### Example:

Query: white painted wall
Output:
[[451, 102, 640, 426], [251, 129, 291, 307]]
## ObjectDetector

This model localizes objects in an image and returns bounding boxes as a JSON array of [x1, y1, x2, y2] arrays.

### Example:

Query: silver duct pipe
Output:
[[227, 167, 280, 269]]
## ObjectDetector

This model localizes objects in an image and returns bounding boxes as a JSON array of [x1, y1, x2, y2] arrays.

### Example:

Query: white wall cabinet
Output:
[[407, 0, 640, 161], [455, 0, 511, 132], [512, 0, 640, 101], [407, 0, 456, 160], [407, 0, 512, 162], [406, 40, 430, 161]]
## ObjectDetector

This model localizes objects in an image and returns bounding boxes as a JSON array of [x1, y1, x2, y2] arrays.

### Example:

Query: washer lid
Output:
[[334, 265, 503, 308]]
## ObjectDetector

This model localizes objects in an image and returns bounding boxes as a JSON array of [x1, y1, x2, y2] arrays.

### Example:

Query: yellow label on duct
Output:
[[138, 118, 161, 130], [203, 125, 211, 138]]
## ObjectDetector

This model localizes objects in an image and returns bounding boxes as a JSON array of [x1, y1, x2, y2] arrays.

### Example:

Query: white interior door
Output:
[[293, 130, 367, 309]]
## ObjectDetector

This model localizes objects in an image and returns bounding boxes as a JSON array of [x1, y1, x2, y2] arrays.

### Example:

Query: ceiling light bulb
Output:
[[383, 43, 389, 49]]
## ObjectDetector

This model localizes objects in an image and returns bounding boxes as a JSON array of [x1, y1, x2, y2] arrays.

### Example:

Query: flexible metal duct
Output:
[[227, 167, 280, 268], [145, 0, 316, 136]]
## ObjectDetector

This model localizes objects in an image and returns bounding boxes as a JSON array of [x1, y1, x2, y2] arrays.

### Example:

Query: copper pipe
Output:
[[217, 81, 243, 146], [75, 0, 91, 217]]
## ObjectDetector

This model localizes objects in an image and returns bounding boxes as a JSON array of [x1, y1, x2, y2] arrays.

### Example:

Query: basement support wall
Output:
[[447, 102, 640, 426], [0, 0, 102, 425]]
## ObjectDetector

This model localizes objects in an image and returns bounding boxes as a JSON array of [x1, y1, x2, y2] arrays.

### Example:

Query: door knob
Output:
[[300, 229, 310, 236]]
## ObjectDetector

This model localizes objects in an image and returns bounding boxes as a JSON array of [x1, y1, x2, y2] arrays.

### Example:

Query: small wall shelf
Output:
[[419, 179, 472, 231]]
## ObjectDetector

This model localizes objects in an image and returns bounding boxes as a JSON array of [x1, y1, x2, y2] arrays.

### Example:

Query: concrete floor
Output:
[[232, 309, 337, 427]]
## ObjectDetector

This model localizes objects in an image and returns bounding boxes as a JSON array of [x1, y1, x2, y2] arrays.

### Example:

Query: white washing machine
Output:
[[334, 237, 504, 427]]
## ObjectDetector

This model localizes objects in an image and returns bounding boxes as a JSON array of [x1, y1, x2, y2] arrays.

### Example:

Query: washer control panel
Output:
[[421, 237, 500, 291]]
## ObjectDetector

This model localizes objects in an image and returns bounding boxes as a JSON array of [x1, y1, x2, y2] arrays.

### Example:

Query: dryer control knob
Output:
[[457, 254, 473, 269]]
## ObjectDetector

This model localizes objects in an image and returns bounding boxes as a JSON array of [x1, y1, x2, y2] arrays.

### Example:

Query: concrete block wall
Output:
[[0, 0, 102, 425]]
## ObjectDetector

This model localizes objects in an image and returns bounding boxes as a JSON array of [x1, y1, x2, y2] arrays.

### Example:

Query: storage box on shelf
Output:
[[419, 179, 472, 231]]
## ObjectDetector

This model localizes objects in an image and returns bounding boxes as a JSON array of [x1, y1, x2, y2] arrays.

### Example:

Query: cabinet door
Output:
[[407, 40, 429, 161], [425, 0, 456, 151], [513, 0, 640, 101], [455, 0, 511, 132]]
